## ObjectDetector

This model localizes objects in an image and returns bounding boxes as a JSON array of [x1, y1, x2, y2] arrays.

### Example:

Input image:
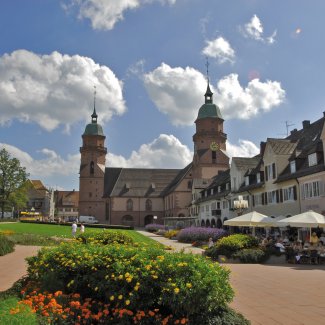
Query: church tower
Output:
[[192, 81, 229, 179], [78, 90, 107, 222]]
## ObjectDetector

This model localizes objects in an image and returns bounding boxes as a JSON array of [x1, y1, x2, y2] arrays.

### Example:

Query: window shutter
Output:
[[276, 190, 280, 203], [293, 186, 297, 200], [265, 167, 268, 181], [272, 163, 276, 179], [280, 189, 283, 202], [262, 193, 265, 205], [252, 195, 255, 207]]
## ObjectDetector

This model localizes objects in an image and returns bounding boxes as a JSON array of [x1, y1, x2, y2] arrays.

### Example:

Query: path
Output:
[[0, 245, 41, 292], [138, 230, 325, 325]]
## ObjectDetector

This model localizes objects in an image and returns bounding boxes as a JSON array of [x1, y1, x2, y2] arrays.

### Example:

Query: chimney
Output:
[[323, 111, 325, 117], [260, 141, 266, 155], [302, 120, 310, 129], [290, 128, 298, 135]]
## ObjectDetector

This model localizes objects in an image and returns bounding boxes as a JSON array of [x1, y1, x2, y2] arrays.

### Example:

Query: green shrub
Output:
[[26, 242, 234, 320], [205, 234, 258, 259], [76, 230, 134, 246], [0, 235, 15, 256], [233, 248, 266, 264]]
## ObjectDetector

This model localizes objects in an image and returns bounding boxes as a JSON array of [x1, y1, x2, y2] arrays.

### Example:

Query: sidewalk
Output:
[[137, 230, 204, 254], [0, 245, 41, 292]]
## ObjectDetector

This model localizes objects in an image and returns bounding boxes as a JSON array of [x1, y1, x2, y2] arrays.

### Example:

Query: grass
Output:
[[0, 222, 161, 246]]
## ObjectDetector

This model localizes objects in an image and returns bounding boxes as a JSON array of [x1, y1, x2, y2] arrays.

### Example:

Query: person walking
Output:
[[80, 223, 85, 234], [72, 222, 77, 237]]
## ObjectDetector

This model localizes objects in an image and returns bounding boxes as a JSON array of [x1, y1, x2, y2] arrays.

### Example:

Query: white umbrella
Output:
[[277, 210, 325, 239], [224, 211, 275, 235]]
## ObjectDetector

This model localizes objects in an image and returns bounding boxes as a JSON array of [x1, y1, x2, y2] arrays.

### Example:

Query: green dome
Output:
[[197, 103, 223, 119], [83, 122, 104, 136]]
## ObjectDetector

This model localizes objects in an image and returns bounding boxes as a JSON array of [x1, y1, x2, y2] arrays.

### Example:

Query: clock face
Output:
[[210, 141, 219, 151]]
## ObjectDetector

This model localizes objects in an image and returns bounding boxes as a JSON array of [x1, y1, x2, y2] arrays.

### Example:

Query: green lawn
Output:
[[0, 222, 160, 246]]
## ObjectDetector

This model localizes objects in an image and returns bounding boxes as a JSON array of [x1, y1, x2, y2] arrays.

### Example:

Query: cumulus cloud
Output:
[[0, 50, 126, 132], [202, 37, 235, 64], [64, 0, 177, 31], [226, 139, 259, 159], [215, 74, 285, 120], [108, 134, 192, 168], [143, 63, 206, 126], [240, 14, 277, 44], [143, 63, 285, 125]]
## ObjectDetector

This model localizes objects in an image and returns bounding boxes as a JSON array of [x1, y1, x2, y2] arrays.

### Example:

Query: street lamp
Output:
[[233, 196, 248, 216], [153, 215, 157, 224]]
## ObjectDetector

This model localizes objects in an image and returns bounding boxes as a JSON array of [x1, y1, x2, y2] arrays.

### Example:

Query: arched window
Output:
[[90, 161, 94, 175], [145, 199, 152, 211], [126, 199, 133, 211]]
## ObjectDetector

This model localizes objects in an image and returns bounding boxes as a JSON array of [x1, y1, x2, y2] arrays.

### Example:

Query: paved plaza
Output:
[[1, 235, 325, 324]]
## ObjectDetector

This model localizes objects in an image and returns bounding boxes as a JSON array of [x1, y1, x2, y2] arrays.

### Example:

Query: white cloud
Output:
[[215, 74, 285, 120], [226, 139, 259, 159], [64, 0, 177, 31], [143, 63, 206, 126], [143, 63, 285, 125], [108, 134, 192, 168], [0, 50, 126, 131], [240, 15, 277, 44], [202, 37, 235, 64]]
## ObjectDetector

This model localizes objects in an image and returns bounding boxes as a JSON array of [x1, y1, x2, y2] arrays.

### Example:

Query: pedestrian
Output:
[[72, 221, 77, 237], [208, 237, 214, 248], [80, 222, 85, 234]]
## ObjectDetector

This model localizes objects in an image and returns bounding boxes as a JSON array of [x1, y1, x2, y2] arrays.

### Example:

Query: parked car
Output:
[[79, 215, 99, 224]]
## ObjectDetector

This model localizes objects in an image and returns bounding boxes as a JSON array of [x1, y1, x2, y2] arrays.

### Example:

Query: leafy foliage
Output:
[[0, 148, 29, 218], [76, 230, 135, 246], [164, 229, 180, 239], [26, 242, 234, 321], [177, 227, 227, 243], [233, 248, 267, 264], [205, 234, 259, 259], [0, 234, 15, 256], [144, 223, 166, 233]]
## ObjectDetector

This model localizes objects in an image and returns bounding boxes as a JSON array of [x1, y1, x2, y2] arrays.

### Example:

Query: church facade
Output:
[[78, 82, 229, 227]]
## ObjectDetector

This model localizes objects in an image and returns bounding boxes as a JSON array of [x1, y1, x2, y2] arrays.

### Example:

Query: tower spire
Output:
[[204, 57, 213, 104], [91, 85, 98, 123]]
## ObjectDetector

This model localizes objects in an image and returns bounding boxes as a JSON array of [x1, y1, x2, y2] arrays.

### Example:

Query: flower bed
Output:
[[176, 227, 227, 243], [144, 224, 166, 233], [76, 230, 134, 246], [24, 242, 236, 323]]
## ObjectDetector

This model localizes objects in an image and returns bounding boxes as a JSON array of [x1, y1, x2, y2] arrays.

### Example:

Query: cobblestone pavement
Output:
[[0, 245, 41, 292], [138, 230, 325, 325]]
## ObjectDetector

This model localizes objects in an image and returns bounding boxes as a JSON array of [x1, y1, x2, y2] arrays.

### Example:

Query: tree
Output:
[[0, 148, 29, 218]]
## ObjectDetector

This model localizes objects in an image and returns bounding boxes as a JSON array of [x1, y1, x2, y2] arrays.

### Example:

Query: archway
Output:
[[216, 218, 223, 229], [144, 215, 153, 225], [211, 219, 216, 228], [122, 215, 134, 226], [206, 219, 211, 228], [201, 220, 206, 227]]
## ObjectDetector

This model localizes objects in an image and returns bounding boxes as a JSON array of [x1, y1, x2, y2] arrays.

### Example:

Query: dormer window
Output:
[[290, 161, 296, 173], [245, 176, 249, 186], [218, 186, 221, 193], [226, 183, 229, 190], [308, 153, 317, 167]]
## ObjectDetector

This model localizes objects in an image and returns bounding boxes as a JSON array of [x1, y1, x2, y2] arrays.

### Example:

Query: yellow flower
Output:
[[125, 300, 130, 305], [118, 295, 123, 300], [174, 288, 180, 294], [110, 296, 115, 301], [118, 275, 123, 280], [125, 272, 130, 277], [186, 283, 192, 288]]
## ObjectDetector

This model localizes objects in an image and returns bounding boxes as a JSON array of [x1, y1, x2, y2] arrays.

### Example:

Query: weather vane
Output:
[[205, 56, 210, 82]]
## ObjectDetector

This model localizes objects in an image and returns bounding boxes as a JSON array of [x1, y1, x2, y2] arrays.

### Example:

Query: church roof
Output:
[[83, 123, 104, 136], [103, 167, 182, 198]]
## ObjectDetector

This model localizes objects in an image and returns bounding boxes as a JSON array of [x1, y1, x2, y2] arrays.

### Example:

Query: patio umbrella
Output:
[[276, 210, 325, 239], [224, 211, 275, 235]]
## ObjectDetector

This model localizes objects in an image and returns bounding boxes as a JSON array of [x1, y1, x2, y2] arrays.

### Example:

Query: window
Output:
[[245, 176, 249, 186], [283, 187, 295, 201], [222, 200, 228, 209], [126, 199, 133, 211], [253, 194, 263, 206], [145, 199, 152, 211], [205, 205, 209, 212], [256, 173, 261, 183], [301, 181, 323, 199], [211, 202, 216, 210], [308, 153, 317, 167], [265, 163, 276, 181], [226, 183, 229, 190], [267, 190, 277, 204], [217, 202, 221, 209], [290, 161, 296, 173], [90, 161, 94, 175], [218, 186, 221, 193]]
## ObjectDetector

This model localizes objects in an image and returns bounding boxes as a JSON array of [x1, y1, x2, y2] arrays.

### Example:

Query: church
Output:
[[78, 81, 229, 227]]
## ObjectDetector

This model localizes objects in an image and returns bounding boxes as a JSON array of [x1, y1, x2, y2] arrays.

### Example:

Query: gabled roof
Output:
[[54, 190, 79, 207], [30, 180, 47, 191], [232, 156, 261, 170], [266, 138, 297, 155], [103, 167, 183, 198]]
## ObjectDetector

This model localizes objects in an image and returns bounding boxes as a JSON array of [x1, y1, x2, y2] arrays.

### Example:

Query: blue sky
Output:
[[1, 0, 325, 190]]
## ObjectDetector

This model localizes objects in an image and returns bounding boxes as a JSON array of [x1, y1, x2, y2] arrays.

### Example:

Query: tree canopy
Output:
[[0, 148, 29, 218]]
